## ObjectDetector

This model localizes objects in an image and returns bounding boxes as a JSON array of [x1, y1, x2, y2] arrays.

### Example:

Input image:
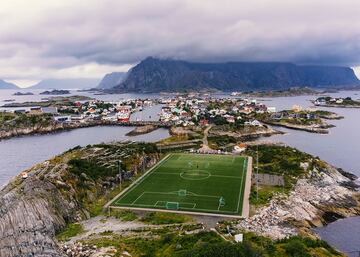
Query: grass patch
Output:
[[56, 223, 84, 242], [110, 209, 137, 221], [249, 185, 289, 206], [158, 135, 190, 144], [141, 212, 192, 225], [81, 231, 341, 257]]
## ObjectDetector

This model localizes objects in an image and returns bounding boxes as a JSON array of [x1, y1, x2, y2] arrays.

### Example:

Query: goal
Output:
[[166, 202, 179, 210]]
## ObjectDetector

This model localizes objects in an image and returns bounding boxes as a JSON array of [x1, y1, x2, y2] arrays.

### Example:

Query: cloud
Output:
[[0, 0, 359, 85]]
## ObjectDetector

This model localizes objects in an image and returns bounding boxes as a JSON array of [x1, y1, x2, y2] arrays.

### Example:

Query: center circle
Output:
[[180, 170, 210, 180]]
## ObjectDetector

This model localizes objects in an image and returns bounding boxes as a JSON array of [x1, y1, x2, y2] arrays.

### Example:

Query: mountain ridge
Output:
[[112, 57, 359, 93], [97, 72, 127, 89], [0, 79, 19, 89], [30, 78, 100, 90]]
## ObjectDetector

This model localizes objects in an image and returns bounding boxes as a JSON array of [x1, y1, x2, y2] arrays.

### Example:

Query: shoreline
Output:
[[0, 120, 170, 141], [262, 120, 331, 134]]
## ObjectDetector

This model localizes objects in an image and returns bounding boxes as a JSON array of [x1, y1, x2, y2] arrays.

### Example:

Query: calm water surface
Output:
[[0, 126, 169, 188], [256, 90, 360, 255]]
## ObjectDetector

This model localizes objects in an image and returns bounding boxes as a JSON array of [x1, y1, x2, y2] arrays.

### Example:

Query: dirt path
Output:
[[67, 216, 145, 243], [202, 125, 212, 146], [198, 125, 215, 153]]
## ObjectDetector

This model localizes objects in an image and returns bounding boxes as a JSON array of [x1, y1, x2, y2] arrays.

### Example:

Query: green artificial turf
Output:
[[112, 153, 248, 216]]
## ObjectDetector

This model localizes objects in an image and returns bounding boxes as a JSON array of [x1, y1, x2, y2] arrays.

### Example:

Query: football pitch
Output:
[[109, 153, 251, 217]]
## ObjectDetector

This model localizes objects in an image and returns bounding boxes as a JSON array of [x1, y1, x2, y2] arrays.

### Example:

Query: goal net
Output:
[[166, 202, 179, 210]]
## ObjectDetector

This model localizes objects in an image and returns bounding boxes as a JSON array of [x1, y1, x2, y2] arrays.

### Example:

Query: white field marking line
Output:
[[217, 200, 222, 211], [177, 153, 239, 162], [131, 192, 145, 205], [236, 158, 247, 214], [155, 201, 196, 209], [131, 202, 199, 210], [141, 190, 222, 199], [155, 172, 242, 180], [112, 154, 172, 203], [119, 198, 238, 214], [154, 201, 165, 207], [111, 206, 242, 218]]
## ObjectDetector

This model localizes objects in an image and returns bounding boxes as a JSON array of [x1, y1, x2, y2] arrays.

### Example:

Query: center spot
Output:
[[180, 170, 210, 180]]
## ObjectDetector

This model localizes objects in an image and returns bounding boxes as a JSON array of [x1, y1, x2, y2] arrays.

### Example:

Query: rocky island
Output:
[[237, 87, 321, 98], [40, 89, 71, 95], [314, 96, 360, 108], [0, 140, 357, 257], [1, 95, 92, 108], [256, 109, 340, 134], [13, 91, 34, 96]]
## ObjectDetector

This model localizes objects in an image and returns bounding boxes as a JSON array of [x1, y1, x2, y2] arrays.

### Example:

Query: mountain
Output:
[[113, 57, 360, 93], [30, 78, 100, 90], [0, 79, 18, 89], [97, 72, 127, 89]]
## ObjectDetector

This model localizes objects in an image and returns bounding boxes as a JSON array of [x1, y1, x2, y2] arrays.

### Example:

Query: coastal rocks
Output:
[[60, 243, 98, 257], [125, 125, 157, 136], [0, 143, 159, 257], [61, 243, 124, 257], [0, 159, 84, 257], [209, 125, 282, 139], [169, 126, 200, 137], [0, 176, 78, 257], [262, 121, 330, 134], [237, 163, 360, 239]]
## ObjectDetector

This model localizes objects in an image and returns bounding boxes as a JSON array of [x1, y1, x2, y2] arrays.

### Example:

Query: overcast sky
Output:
[[0, 0, 359, 87]]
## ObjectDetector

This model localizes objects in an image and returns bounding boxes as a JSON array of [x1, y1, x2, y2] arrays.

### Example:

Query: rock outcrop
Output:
[[0, 143, 159, 257], [0, 162, 78, 257], [237, 161, 360, 239], [113, 57, 360, 93]]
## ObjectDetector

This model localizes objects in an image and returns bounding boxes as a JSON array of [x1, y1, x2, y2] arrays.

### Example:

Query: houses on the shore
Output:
[[159, 96, 276, 127], [4, 99, 156, 124], [3, 95, 278, 128]]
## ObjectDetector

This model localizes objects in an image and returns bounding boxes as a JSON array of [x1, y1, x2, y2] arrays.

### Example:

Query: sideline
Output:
[[104, 154, 171, 208], [242, 156, 253, 218]]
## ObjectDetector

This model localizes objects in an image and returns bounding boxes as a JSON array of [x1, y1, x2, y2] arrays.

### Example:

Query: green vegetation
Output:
[[109, 209, 137, 221], [244, 87, 318, 97], [208, 134, 237, 149], [316, 96, 360, 106], [1, 95, 92, 108], [246, 145, 314, 206], [247, 145, 311, 185], [57, 142, 159, 216], [249, 185, 288, 206], [81, 230, 341, 257], [140, 212, 192, 225], [56, 223, 84, 242], [68, 159, 119, 180], [112, 153, 248, 216], [0, 112, 53, 131]]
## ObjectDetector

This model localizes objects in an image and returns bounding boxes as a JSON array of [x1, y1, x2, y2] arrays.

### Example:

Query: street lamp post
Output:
[[142, 147, 146, 173], [256, 145, 259, 201], [118, 160, 122, 190]]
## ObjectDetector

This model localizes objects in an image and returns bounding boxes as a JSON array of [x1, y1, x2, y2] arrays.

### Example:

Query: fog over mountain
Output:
[[113, 57, 359, 93], [30, 78, 100, 90], [0, 79, 19, 89], [0, 1, 359, 85], [97, 72, 127, 89]]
